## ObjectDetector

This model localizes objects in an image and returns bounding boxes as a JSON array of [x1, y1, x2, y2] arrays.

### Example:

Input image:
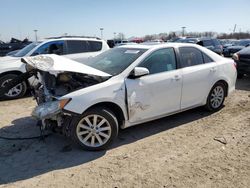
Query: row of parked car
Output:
[[1, 36, 250, 101], [172, 37, 250, 79], [174, 37, 250, 57]]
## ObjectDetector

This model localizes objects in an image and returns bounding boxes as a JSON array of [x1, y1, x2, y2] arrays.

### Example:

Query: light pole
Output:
[[100, 28, 104, 39], [181, 27, 186, 37], [34, 30, 38, 42]]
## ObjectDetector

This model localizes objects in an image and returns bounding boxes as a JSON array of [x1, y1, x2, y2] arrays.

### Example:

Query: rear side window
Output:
[[179, 47, 204, 67], [203, 53, 213, 63], [89, 41, 102, 51], [66, 40, 89, 54]]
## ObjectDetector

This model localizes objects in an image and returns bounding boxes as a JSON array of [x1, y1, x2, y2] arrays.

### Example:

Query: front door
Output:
[[125, 48, 182, 123]]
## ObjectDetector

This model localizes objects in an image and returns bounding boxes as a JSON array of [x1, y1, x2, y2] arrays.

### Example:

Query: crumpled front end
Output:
[[21, 54, 110, 134]]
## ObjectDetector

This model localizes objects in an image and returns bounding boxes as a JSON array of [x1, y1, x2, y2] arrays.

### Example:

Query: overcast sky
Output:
[[0, 0, 249, 41]]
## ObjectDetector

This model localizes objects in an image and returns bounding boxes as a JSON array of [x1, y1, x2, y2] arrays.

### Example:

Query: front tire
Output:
[[205, 82, 226, 112], [70, 107, 118, 151], [0, 74, 27, 100]]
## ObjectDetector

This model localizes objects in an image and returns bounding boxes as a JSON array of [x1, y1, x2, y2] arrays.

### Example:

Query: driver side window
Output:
[[32, 40, 64, 56], [139, 48, 177, 75]]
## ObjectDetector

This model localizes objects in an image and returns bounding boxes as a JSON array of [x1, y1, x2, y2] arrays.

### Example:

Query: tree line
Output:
[[142, 31, 250, 41]]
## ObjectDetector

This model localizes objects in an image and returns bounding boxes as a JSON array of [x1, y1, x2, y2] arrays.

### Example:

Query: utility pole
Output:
[[100, 28, 104, 39], [34, 30, 38, 42], [233, 24, 237, 33], [181, 27, 186, 37]]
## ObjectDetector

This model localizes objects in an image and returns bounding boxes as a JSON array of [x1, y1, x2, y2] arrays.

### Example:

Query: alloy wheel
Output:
[[76, 114, 112, 147], [1, 79, 23, 97], [210, 85, 224, 109]]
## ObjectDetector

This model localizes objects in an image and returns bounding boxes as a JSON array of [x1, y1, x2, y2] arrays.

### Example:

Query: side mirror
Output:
[[245, 43, 250, 47], [129, 67, 149, 78]]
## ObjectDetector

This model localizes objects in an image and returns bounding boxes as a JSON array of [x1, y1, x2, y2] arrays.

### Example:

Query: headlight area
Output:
[[32, 98, 71, 120]]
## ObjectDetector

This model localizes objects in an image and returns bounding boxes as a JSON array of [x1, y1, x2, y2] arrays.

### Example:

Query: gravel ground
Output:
[[0, 77, 249, 188]]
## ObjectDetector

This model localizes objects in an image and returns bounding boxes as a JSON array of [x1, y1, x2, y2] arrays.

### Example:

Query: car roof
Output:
[[118, 42, 224, 61], [117, 42, 204, 50], [39, 37, 103, 43]]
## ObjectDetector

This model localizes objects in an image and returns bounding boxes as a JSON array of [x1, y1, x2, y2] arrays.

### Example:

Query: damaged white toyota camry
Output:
[[13, 43, 237, 150]]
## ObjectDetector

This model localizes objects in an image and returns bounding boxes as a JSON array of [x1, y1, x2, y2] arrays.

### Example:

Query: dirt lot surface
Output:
[[0, 78, 250, 188]]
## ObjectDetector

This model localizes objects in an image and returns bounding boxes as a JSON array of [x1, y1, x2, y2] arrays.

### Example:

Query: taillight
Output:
[[232, 53, 239, 61], [233, 62, 237, 69]]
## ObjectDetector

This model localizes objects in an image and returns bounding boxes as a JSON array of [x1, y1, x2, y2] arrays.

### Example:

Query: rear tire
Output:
[[205, 82, 226, 112], [70, 107, 118, 151], [0, 74, 27, 100]]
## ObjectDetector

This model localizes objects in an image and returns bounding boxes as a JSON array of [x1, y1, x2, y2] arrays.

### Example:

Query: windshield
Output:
[[81, 48, 147, 76], [13, 42, 41, 57]]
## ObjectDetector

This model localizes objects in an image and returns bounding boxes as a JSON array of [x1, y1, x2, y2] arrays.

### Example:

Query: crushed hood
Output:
[[22, 54, 111, 77]]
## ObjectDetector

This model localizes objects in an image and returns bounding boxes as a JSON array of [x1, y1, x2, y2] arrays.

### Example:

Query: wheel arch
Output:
[[213, 79, 229, 97], [0, 70, 30, 88], [0, 70, 24, 77], [84, 102, 126, 128]]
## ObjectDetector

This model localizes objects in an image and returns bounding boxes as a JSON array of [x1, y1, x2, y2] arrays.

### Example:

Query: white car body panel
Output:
[[125, 69, 182, 123], [62, 76, 128, 121], [29, 43, 236, 129], [181, 62, 217, 109]]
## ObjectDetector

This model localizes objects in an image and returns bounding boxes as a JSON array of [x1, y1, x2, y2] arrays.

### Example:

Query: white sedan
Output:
[[20, 43, 236, 150]]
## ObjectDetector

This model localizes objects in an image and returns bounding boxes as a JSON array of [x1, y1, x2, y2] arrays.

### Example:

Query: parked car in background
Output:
[[232, 46, 250, 78], [0, 36, 109, 100], [6, 49, 20, 56], [6, 43, 236, 150], [175, 38, 199, 44], [107, 39, 129, 48], [176, 38, 223, 55], [142, 39, 164, 45], [196, 38, 223, 55], [219, 39, 238, 49], [114, 42, 137, 47], [223, 39, 250, 57], [0, 38, 31, 56]]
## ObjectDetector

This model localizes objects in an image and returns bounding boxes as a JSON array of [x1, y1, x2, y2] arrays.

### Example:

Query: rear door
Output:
[[179, 47, 217, 109]]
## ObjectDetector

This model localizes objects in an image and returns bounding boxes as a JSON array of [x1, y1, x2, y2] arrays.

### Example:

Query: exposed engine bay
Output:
[[33, 71, 105, 104], [30, 70, 107, 136]]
